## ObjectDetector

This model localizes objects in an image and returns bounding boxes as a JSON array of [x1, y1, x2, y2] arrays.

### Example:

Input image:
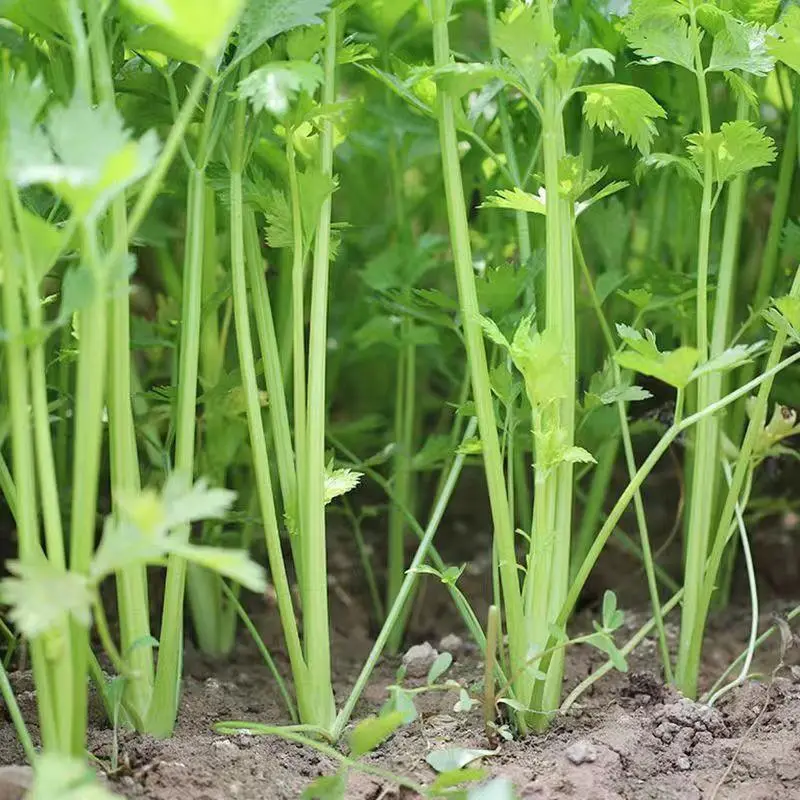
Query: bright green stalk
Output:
[[85, 0, 154, 717], [386, 321, 416, 652], [675, 6, 718, 697], [524, 0, 577, 722], [244, 209, 297, 514], [10, 186, 65, 571], [385, 71, 417, 649], [0, 174, 59, 753], [147, 83, 222, 737], [67, 221, 109, 753], [686, 266, 800, 690], [187, 178, 238, 658], [302, 9, 339, 730], [9, 184, 76, 746], [147, 166, 204, 736], [287, 133, 307, 575], [430, 0, 525, 700], [228, 65, 310, 722]]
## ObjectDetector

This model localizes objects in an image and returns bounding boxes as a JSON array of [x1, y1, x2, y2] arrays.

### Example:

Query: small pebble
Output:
[[213, 738, 240, 759], [676, 755, 691, 771], [439, 634, 464, 654], [402, 642, 438, 679], [565, 740, 597, 765]]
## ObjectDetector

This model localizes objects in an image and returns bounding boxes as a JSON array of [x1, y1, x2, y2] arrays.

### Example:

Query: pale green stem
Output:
[[302, 8, 339, 730], [430, 0, 524, 700]]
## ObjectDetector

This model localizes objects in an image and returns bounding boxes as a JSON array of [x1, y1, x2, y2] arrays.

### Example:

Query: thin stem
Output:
[[227, 65, 310, 723], [0, 174, 57, 752], [68, 220, 109, 754], [676, 5, 721, 697], [85, 0, 154, 719], [430, 0, 523, 699], [302, 7, 339, 731], [705, 461, 758, 706]]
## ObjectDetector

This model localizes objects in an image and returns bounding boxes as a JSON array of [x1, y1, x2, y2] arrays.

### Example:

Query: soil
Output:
[[1, 594, 799, 800], [0, 472, 798, 799]]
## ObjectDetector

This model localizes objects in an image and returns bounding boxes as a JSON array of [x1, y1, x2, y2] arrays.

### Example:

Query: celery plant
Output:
[[430, 0, 666, 727], [0, 0, 270, 758], [622, 0, 798, 697]]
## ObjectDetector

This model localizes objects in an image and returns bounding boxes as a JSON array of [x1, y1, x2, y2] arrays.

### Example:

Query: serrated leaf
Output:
[[165, 542, 267, 592], [558, 155, 607, 200], [0, 0, 68, 39], [3, 70, 52, 188], [733, 0, 781, 25], [426, 747, 498, 774], [427, 62, 516, 98], [768, 7, 800, 76], [58, 265, 96, 322], [411, 435, 452, 471], [477, 314, 511, 350], [686, 121, 776, 183], [18, 209, 66, 282], [238, 62, 324, 117], [615, 325, 699, 389], [689, 341, 764, 381], [580, 180, 629, 214], [775, 295, 800, 330], [287, 26, 325, 61], [161, 475, 236, 532], [480, 187, 546, 215], [14, 94, 159, 220], [263, 188, 293, 249], [562, 446, 597, 465], [427, 652, 453, 684], [235, 0, 333, 65], [0, 561, 92, 639], [723, 70, 760, 110], [570, 47, 615, 76], [324, 467, 362, 504], [120, 0, 243, 62], [509, 320, 568, 408], [781, 220, 800, 261], [349, 711, 406, 757], [636, 152, 703, 185], [494, 3, 553, 94], [618, 287, 653, 309], [708, 15, 773, 75], [624, 1, 695, 71], [90, 518, 165, 581], [581, 84, 666, 155]]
